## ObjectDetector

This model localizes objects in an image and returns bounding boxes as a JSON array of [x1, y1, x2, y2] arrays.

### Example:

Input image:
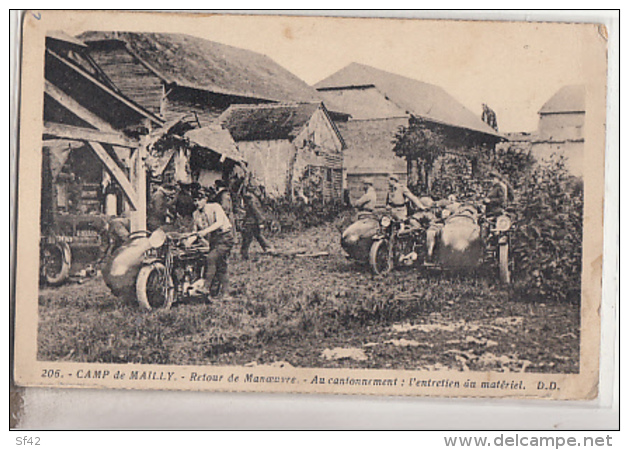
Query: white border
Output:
[[8, 9, 619, 432]]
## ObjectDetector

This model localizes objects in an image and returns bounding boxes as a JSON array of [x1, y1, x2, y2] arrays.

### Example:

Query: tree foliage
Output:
[[511, 155, 583, 303], [392, 117, 446, 164], [391, 119, 582, 303]]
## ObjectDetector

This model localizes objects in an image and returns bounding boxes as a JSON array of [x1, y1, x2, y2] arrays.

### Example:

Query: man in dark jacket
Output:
[[484, 171, 510, 216], [147, 183, 178, 231], [240, 184, 273, 260], [214, 179, 234, 224]]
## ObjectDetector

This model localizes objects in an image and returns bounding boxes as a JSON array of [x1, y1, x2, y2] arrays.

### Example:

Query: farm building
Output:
[[219, 102, 346, 202], [41, 31, 164, 282], [315, 63, 503, 199], [530, 85, 585, 176], [43, 31, 163, 232], [77, 32, 325, 126], [335, 118, 407, 208]]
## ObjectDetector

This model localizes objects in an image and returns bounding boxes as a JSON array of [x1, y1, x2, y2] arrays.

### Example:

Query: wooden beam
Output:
[[43, 122, 137, 148], [45, 80, 118, 133], [87, 141, 138, 210], [128, 138, 147, 232], [47, 49, 164, 127]]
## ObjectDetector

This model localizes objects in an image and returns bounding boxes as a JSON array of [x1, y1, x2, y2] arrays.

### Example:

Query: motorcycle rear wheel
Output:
[[369, 239, 393, 276], [136, 263, 174, 311]]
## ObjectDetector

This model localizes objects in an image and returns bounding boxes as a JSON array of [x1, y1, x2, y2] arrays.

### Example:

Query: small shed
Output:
[[144, 120, 243, 191], [219, 102, 345, 201], [531, 85, 585, 176]]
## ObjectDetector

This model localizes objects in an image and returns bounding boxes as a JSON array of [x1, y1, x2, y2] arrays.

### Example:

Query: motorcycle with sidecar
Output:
[[102, 229, 214, 311], [368, 204, 515, 284]]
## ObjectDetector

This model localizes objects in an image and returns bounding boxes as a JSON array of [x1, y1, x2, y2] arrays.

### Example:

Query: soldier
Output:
[[484, 171, 511, 217], [147, 183, 178, 231], [354, 179, 377, 213], [190, 188, 234, 299], [240, 183, 274, 260], [386, 174, 424, 221], [214, 179, 235, 235]]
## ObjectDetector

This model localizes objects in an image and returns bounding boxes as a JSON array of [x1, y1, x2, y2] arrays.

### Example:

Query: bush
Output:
[[511, 156, 583, 303], [264, 198, 349, 234]]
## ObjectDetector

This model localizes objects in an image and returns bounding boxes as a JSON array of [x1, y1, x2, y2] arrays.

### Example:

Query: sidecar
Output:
[[434, 205, 514, 284], [102, 230, 156, 302], [434, 205, 484, 269], [341, 212, 380, 263]]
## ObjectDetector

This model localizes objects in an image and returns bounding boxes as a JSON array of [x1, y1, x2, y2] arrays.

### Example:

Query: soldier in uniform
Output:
[[240, 183, 274, 260], [484, 171, 510, 217], [385, 174, 425, 221], [190, 188, 234, 299], [354, 179, 377, 213], [147, 183, 178, 231]]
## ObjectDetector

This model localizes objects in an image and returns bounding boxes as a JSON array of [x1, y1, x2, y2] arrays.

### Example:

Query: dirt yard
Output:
[[38, 221, 580, 373]]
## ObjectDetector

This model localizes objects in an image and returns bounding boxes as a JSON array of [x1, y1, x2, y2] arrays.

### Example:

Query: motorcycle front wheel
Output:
[[136, 263, 174, 311], [369, 239, 393, 276], [498, 243, 511, 285]]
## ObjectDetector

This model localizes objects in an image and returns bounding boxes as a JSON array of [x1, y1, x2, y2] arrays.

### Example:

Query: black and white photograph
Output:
[[13, 11, 609, 400]]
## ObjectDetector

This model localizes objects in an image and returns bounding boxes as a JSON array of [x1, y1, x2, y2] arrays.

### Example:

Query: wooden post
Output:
[[87, 141, 138, 210], [129, 137, 148, 232]]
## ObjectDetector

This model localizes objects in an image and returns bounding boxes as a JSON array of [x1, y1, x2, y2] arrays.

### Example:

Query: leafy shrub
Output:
[[264, 198, 349, 234], [493, 146, 536, 192], [511, 156, 583, 303]]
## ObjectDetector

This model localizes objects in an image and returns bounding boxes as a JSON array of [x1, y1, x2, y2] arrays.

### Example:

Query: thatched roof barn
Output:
[[77, 32, 325, 126], [315, 62, 501, 138]]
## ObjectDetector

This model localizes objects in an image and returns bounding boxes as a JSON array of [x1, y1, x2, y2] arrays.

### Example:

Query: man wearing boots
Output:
[[240, 183, 274, 260], [190, 188, 234, 299]]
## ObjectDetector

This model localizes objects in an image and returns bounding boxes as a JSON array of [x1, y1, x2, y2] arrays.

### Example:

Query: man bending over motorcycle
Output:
[[406, 195, 441, 263], [408, 194, 464, 263], [189, 188, 234, 299], [386, 174, 441, 263]]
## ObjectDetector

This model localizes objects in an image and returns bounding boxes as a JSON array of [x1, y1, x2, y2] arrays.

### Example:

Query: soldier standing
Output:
[[240, 183, 274, 260]]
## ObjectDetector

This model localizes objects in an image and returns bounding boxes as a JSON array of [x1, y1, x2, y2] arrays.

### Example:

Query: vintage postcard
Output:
[[13, 11, 609, 400]]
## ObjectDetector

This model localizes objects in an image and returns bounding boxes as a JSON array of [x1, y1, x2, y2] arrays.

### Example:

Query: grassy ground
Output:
[[38, 221, 580, 373]]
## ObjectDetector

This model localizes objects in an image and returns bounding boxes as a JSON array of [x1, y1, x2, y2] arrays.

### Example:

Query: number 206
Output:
[[41, 369, 61, 378]]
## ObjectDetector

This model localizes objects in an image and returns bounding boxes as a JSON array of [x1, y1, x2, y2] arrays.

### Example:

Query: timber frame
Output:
[[43, 78, 162, 231], [43, 32, 165, 232]]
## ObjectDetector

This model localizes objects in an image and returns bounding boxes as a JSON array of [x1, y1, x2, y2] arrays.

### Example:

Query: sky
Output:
[[64, 11, 604, 133]]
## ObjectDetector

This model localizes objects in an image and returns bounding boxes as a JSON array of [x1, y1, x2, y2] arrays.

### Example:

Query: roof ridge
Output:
[[224, 102, 322, 110], [347, 116, 410, 122]]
